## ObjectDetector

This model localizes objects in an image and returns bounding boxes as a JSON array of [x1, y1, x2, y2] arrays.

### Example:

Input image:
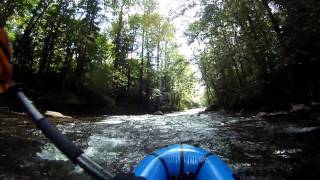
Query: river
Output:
[[0, 108, 320, 179]]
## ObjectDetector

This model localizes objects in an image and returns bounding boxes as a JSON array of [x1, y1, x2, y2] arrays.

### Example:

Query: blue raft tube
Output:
[[134, 144, 235, 180]]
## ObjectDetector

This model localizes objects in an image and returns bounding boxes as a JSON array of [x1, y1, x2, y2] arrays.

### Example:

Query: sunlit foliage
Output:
[[0, 0, 197, 111]]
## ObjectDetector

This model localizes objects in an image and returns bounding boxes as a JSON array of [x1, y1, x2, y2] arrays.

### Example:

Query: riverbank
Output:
[[206, 101, 320, 123], [0, 83, 194, 116], [0, 92, 155, 117]]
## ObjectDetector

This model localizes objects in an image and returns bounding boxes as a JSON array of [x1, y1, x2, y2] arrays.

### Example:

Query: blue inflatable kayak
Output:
[[134, 144, 235, 180]]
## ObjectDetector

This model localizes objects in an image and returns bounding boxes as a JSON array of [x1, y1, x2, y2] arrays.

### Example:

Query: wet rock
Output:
[[159, 105, 172, 112], [290, 104, 311, 114], [268, 111, 289, 117], [255, 112, 269, 119], [284, 127, 320, 134], [255, 111, 289, 120], [311, 102, 320, 107], [44, 111, 72, 119], [311, 102, 320, 111], [219, 108, 226, 113], [235, 109, 244, 116], [153, 111, 164, 115], [197, 110, 207, 116], [0, 110, 27, 116], [205, 104, 221, 111]]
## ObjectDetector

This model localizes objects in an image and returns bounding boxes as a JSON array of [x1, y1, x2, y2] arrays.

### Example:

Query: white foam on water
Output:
[[273, 148, 303, 159], [96, 120, 126, 125], [84, 136, 127, 159], [36, 144, 68, 161]]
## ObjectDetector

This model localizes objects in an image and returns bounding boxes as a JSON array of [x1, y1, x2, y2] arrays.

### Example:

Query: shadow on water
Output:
[[0, 108, 320, 179]]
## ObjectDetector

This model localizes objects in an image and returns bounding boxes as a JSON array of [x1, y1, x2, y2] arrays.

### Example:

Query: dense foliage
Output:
[[0, 0, 197, 112], [2, 0, 318, 112], [187, 0, 320, 108]]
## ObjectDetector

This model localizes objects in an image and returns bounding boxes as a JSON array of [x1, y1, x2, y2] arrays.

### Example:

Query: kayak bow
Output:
[[135, 144, 235, 180]]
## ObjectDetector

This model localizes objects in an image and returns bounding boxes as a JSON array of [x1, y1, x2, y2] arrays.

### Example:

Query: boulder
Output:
[[44, 111, 72, 119], [311, 102, 320, 107], [153, 111, 164, 115], [255, 112, 269, 119], [235, 109, 245, 116], [290, 104, 311, 114], [205, 104, 221, 112]]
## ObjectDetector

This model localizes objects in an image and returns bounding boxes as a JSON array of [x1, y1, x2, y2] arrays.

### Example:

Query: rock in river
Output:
[[44, 111, 72, 119], [290, 104, 311, 114], [153, 111, 164, 115]]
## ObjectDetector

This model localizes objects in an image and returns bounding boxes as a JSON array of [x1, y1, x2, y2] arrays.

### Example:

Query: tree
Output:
[[187, 0, 320, 108], [3, 0, 197, 112], [75, 0, 101, 86]]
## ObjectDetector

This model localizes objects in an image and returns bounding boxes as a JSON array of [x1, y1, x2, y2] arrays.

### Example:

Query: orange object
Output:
[[0, 28, 13, 93]]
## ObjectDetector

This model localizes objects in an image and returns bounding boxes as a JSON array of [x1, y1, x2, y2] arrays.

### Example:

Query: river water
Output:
[[0, 108, 320, 179]]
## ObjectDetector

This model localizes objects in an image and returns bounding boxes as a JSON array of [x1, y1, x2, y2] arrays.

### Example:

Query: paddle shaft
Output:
[[14, 85, 114, 180]]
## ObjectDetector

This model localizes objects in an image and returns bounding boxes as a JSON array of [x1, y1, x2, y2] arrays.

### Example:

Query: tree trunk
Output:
[[139, 26, 145, 101], [145, 32, 152, 102], [75, 1, 97, 86], [113, 4, 124, 69], [38, 0, 65, 74], [15, 0, 54, 72], [156, 25, 161, 91], [18, 0, 53, 43], [220, 27, 244, 87]]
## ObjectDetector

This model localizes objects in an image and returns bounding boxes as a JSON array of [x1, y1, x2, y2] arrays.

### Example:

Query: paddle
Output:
[[0, 28, 114, 180]]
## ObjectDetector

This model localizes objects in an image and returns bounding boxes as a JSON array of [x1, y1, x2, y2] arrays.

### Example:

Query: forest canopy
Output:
[[0, 0, 199, 113], [1, 0, 320, 113], [187, 0, 320, 109]]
